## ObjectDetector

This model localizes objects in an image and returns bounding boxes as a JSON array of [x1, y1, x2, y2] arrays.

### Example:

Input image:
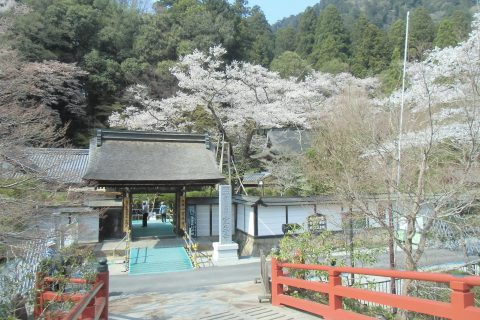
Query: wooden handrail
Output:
[[63, 282, 103, 320], [277, 261, 480, 286], [271, 258, 480, 320]]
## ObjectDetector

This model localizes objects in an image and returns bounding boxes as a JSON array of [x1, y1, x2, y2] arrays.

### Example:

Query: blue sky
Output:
[[150, 1, 320, 25], [244, 1, 320, 24]]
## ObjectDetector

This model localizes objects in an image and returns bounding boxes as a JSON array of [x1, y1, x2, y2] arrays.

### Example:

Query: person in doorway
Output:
[[142, 201, 149, 227], [160, 202, 168, 223]]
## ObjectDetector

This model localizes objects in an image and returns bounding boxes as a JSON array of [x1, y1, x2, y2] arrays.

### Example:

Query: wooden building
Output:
[[187, 195, 349, 256], [83, 129, 224, 238]]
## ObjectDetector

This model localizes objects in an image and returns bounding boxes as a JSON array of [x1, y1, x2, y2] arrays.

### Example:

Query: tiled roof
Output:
[[242, 172, 271, 183], [21, 148, 89, 184], [233, 195, 340, 206]]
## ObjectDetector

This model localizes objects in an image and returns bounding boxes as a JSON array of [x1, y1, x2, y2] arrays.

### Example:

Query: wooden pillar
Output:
[[209, 204, 213, 236], [180, 193, 186, 232], [234, 203, 238, 231], [122, 188, 132, 238], [174, 189, 186, 235]]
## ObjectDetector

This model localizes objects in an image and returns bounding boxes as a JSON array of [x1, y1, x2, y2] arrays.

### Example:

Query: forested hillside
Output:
[[0, 0, 477, 147], [271, 0, 475, 80], [273, 0, 474, 30], [2, 0, 275, 145]]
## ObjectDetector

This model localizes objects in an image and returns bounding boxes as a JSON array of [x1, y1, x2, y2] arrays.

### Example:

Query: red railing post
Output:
[[329, 269, 343, 314], [96, 258, 109, 319], [271, 258, 284, 306], [34, 272, 45, 319], [450, 280, 475, 320]]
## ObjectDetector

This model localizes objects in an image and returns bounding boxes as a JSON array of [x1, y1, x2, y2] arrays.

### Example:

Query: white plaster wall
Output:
[[369, 214, 386, 228], [288, 205, 315, 226], [247, 206, 255, 235], [75, 212, 99, 243], [196, 204, 211, 236], [258, 206, 285, 236], [317, 203, 344, 231], [236, 204, 246, 232], [38, 211, 99, 244], [195, 203, 236, 237]]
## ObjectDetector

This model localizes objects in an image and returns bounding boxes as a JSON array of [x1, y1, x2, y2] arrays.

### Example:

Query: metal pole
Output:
[[391, 11, 409, 303], [349, 207, 354, 285], [396, 11, 410, 189]]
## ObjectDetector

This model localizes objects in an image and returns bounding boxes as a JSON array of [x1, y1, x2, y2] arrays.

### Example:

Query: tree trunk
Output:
[[242, 120, 256, 160]]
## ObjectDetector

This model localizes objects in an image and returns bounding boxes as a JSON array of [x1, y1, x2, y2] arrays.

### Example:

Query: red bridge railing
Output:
[[271, 258, 480, 320], [35, 258, 109, 320]]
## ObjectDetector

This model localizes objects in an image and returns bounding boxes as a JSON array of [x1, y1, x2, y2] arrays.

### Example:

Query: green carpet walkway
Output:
[[132, 219, 175, 238], [129, 220, 193, 275]]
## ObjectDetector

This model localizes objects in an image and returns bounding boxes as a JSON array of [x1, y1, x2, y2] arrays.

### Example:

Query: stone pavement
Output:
[[109, 280, 320, 320]]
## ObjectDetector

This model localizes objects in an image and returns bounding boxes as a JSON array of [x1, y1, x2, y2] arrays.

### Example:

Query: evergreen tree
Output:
[[388, 19, 406, 61], [410, 7, 436, 60], [450, 10, 472, 40], [295, 7, 317, 59], [435, 19, 459, 48], [310, 5, 350, 72], [133, 14, 176, 64], [243, 6, 274, 66], [382, 19, 407, 94], [14, 0, 102, 62], [351, 15, 369, 46], [351, 17, 390, 78], [97, 3, 144, 61], [274, 26, 297, 56]]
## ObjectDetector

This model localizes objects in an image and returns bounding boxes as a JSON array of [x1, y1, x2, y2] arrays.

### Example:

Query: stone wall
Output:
[[234, 227, 389, 257], [234, 231, 282, 257]]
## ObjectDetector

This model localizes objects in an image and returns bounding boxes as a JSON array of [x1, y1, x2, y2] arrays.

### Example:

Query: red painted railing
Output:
[[271, 258, 480, 320], [35, 259, 109, 320]]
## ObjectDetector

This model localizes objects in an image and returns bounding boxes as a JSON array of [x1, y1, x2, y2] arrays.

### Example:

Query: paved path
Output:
[[109, 280, 320, 320], [109, 259, 321, 319], [110, 261, 260, 295]]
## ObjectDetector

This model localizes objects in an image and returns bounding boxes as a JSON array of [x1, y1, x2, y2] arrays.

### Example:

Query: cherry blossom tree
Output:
[[0, 15, 81, 317], [307, 14, 480, 305], [110, 45, 377, 166]]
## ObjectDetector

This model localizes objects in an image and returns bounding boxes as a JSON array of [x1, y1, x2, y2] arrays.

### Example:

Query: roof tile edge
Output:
[[96, 129, 210, 147]]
